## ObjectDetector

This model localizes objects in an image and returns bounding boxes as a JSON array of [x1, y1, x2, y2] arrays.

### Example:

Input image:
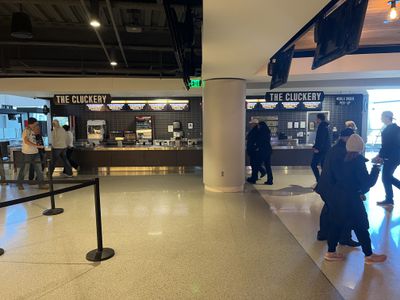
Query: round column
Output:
[[203, 78, 246, 192]]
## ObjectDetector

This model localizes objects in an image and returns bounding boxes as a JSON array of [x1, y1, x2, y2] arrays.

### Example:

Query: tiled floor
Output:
[[0, 164, 399, 299], [0, 173, 341, 299], [254, 165, 400, 300]]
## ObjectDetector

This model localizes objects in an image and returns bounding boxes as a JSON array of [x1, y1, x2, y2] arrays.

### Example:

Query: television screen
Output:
[[269, 45, 295, 90], [312, 0, 368, 70]]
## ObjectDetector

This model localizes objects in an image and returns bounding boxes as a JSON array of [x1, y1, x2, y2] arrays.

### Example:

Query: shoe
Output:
[[324, 252, 345, 261], [317, 232, 327, 241], [62, 173, 73, 178], [259, 170, 266, 178], [246, 178, 256, 184], [38, 184, 49, 190], [365, 254, 387, 265], [377, 200, 394, 206], [264, 180, 273, 185], [17, 184, 24, 190], [339, 239, 361, 247]]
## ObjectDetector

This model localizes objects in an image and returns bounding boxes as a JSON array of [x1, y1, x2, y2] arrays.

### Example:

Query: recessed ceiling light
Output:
[[110, 61, 118, 66], [90, 19, 101, 28]]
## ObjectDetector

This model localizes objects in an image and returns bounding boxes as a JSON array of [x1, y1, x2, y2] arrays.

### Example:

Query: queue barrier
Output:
[[0, 160, 115, 262]]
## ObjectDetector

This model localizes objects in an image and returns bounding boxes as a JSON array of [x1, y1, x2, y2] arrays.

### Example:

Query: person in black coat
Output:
[[246, 119, 263, 184], [258, 121, 273, 185], [324, 134, 387, 264], [315, 128, 359, 246], [311, 113, 331, 183], [373, 111, 400, 206]]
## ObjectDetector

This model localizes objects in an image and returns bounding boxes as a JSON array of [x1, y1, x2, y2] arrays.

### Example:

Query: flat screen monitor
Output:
[[312, 0, 368, 70], [269, 45, 295, 90]]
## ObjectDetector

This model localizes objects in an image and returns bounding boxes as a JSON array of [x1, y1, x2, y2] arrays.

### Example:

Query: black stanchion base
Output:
[[43, 208, 64, 216], [86, 248, 115, 262], [0, 248, 4, 256]]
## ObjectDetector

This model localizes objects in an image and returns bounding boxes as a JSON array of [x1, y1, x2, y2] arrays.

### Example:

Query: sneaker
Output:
[[264, 180, 273, 185], [38, 185, 49, 190], [339, 239, 361, 247], [365, 254, 387, 265], [377, 200, 394, 206], [61, 173, 73, 178], [324, 252, 345, 261], [17, 184, 24, 191]]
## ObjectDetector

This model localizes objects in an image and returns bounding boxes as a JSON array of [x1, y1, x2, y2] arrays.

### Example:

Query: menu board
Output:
[[107, 104, 124, 111], [246, 101, 321, 111], [148, 103, 167, 111], [129, 104, 146, 111], [170, 103, 189, 111], [87, 104, 105, 111]]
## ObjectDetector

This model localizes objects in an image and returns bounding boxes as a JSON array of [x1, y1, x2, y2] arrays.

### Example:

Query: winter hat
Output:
[[346, 134, 365, 153]]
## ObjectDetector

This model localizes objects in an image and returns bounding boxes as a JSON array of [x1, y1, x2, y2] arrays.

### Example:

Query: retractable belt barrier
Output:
[[0, 159, 115, 262]]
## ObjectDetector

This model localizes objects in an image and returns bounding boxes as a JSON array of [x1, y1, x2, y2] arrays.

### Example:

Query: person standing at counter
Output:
[[49, 120, 73, 177], [373, 111, 400, 206], [17, 118, 48, 190], [258, 121, 273, 185], [246, 119, 264, 184], [29, 124, 45, 181], [311, 113, 331, 183], [63, 125, 79, 171], [325, 134, 386, 264]]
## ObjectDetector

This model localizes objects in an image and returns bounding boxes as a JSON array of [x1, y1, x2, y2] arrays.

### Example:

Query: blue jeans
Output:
[[49, 149, 72, 176], [17, 153, 44, 184], [382, 160, 400, 203]]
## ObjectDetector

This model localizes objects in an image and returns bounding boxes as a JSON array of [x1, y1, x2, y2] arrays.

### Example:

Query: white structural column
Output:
[[203, 78, 246, 192]]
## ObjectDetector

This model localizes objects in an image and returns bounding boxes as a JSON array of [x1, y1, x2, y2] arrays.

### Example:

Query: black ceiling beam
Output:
[[163, 0, 190, 90]]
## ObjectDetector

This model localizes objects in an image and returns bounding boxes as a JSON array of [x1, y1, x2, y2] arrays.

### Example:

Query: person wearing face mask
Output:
[[324, 134, 386, 264], [373, 111, 400, 207]]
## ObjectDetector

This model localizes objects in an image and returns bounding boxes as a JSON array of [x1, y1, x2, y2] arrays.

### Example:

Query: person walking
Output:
[[373, 111, 400, 206], [28, 124, 46, 181], [315, 128, 360, 246], [17, 118, 48, 190], [49, 120, 73, 177], [0, 155, 6, 186], [246, 119, 264, 184], [258, 121, 273, 185], [324, 134, 386, 264], [63, 125, 79, 171], [311, 113, 331, 183]]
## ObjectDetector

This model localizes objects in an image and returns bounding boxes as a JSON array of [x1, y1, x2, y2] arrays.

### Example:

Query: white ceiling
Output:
[[202, 0, 330, 81]]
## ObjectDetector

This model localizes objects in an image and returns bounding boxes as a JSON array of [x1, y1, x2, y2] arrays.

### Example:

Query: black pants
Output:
[[66, 147, 79, 170], [311, 152, 326, 182], [49, 149, 72, 176], [319, 202, 351, 242], [29, 150, 46, 180], [382, 160, 400, 203], [262, 153, 273, 183], [327, 223, 372, 256], [249, 151, 262, 181]]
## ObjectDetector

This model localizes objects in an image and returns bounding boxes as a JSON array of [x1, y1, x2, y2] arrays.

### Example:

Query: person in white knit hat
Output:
[[324, 134, 387, 264]]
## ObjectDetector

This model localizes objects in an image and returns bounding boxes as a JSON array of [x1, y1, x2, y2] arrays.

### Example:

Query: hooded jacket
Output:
[[313, 121, 331, 153]]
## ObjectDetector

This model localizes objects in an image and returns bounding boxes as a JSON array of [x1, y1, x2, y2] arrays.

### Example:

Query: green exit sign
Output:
[[189, 79, 202, 88]]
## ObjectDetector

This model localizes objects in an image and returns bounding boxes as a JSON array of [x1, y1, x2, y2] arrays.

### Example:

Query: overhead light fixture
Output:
[[386, 0, 399, 23], [89, 0, 101, 28], [110, 61, 118, 66], [110, 48, 118, 67], [11, 5, 33, 39], [90, 19, 101, 28]]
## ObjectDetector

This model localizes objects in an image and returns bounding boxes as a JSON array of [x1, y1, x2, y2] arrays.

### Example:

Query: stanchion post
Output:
[[86, 178, 114, 262], [43, 158, 64, 216]]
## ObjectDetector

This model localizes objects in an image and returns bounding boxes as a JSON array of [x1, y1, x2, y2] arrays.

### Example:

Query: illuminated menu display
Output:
[[129, 104, 146, 111], [170, 103, 189, 111], [303, 102, 322, 110], [281, 102, 300, 110], [149, 103, 167, 111], [87, 104, 105, 111], [261, 102, 279, 110], [108, 104, 124, 111]]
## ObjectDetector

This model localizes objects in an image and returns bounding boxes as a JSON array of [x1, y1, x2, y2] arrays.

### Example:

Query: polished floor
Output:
[[0, 165, 399, 299]]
